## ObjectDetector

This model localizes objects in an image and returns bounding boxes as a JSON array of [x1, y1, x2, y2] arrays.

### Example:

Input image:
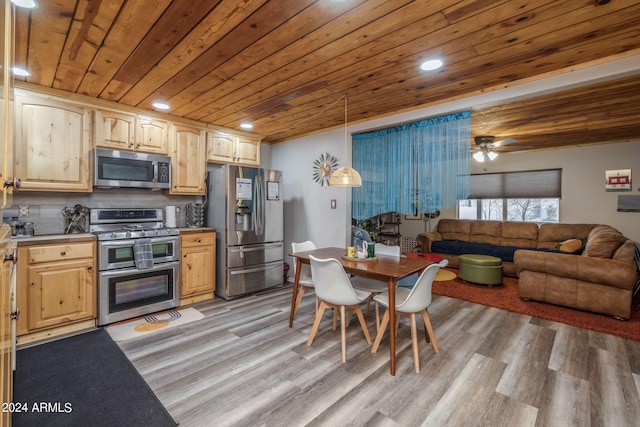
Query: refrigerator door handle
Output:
[[255, 173, 265, 235], [228, 243, 283, 253], [229, 262, 281, 275]]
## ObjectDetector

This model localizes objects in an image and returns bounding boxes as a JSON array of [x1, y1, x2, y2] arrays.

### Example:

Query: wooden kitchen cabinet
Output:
[[15, 95, 92, 192], [180, 230, 215, 305], [135, 115, 169, 154], [207, 130, 260, 166], [17, 241, 96, 336], [169, 123, 206, 195], [94, 109, 136, 151], [94, 110, 169, 154]]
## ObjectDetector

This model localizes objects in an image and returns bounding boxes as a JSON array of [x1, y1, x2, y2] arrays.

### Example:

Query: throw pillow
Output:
[[555, 238, 585, 254]]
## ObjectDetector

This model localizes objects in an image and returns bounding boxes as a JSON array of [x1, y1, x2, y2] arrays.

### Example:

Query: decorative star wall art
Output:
[[312, 152, 339, 188]]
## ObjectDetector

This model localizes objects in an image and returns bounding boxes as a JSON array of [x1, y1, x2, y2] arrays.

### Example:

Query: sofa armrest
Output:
[[514, 249, 637, 290], [416, 231, 442, 253]]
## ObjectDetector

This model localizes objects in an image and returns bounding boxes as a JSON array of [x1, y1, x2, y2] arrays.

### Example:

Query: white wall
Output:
[[270, 129, 353, 261]]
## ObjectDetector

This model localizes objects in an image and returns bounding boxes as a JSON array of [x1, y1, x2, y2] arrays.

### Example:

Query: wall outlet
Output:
[[18, 204, 29, 216]]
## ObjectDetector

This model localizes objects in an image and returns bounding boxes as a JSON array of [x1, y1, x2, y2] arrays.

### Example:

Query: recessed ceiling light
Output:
[[11, 0, 37, 9], [240, 123, 253, 130], [152, 102, 170, 110], [12, 67, 30, 77], [420, 59, 444, 71]]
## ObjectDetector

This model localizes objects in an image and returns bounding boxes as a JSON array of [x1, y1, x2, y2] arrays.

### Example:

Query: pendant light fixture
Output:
[[329, 95, 362, 187]]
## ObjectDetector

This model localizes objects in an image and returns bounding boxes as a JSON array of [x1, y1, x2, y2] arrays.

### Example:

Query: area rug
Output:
[[107, 307, 204, 342], [432, 271, 640, 341], [13, 329, 177, 427]]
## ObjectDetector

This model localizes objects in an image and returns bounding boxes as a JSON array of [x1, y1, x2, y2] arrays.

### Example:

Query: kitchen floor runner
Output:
[[106, 307, 204, 342]]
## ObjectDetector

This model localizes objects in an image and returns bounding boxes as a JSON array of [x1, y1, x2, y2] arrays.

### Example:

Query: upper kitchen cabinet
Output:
[[0, 0, 16, 208], [169, 123, 206, 195], [93, 109, 135, 151], [95, 110, 168, 155], [15, 95, 92, 192], [207, 130, 260, 166], [135, 115, 169, 154]]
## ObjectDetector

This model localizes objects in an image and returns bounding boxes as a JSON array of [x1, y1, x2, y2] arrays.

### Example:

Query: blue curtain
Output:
[[352, 111, 471, 220]]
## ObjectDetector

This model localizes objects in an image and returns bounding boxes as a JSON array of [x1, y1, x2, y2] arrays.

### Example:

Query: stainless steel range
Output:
[[89, 208, 180, 326]]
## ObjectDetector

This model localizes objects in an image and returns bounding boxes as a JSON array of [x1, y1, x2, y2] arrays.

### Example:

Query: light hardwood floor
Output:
[[118, 284, 640, 427]]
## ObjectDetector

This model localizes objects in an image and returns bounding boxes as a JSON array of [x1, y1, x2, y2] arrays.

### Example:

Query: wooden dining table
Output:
[[288, 246, 434, 376]]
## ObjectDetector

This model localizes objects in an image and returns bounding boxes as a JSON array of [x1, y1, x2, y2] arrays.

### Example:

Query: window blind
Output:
[[467, 169, 562, 199]]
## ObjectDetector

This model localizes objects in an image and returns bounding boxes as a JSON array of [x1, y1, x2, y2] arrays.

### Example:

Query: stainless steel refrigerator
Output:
[[206, 164, 284, 300]]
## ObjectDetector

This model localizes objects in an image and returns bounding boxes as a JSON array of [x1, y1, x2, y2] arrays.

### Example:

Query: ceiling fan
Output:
[[471, 135, 532, 162]]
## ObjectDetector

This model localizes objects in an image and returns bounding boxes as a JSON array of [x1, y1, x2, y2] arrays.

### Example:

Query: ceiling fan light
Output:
[[487, 151, 498, 160], [473, 151, 485, 162], [329, 166, 362, 187]]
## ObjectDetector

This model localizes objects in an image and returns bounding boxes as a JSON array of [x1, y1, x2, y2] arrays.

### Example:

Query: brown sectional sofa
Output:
[[416, 219, 639, 319]]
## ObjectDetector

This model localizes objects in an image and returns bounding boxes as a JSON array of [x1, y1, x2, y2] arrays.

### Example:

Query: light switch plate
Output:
[[18, 204, 29, 216], [330, 199, 336, 209]]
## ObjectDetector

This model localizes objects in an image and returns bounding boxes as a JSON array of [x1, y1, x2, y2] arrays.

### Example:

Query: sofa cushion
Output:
[[437, 219, 471, 242], [469, 220, 502, 245], [500, 221, 539, 248], [583, 225, 628, 259], [431, 240, 522, 262]]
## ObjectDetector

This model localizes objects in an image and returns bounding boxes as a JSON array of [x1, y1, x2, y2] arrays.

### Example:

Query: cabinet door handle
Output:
[[87, 266, 93, 271], [183, 254, 187, 258]]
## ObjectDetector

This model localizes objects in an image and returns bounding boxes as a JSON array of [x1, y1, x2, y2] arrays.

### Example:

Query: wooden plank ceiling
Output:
[[13, 0, 640, 150]]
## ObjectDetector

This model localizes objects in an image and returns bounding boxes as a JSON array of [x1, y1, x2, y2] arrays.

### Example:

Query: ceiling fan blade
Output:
[[495, 145, 534, 152], [491, 138, 517, 148]]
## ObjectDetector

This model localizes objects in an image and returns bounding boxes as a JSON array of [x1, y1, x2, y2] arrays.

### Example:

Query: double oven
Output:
[[90, 208, 180, 325]]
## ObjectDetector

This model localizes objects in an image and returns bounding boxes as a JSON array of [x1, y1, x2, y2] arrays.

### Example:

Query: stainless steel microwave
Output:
[[94, 148, 171, 189]]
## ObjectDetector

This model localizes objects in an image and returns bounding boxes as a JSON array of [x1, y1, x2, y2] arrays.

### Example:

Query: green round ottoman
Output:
[[459, 254, 503, 287]]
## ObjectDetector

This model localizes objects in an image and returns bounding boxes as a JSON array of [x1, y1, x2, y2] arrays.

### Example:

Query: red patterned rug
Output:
[[432, 270, 640, 341]]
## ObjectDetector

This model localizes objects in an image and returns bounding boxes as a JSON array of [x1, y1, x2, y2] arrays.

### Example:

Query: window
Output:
[[458, 169, 561, 223], [459, 198, 559, 222]]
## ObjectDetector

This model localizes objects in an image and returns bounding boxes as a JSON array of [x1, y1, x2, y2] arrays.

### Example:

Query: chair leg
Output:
[[307, 301, 328, 346], [293, 285, 307, 318], [365, 296, 372, 317], [353, 305, 371, 344], [340, 305, 347, 363], [371, 309, 390, 353], [409, 313, 420, 373], [421, 309, 439, 353]]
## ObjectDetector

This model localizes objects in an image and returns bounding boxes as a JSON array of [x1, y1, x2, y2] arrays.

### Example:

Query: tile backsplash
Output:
[[3, 189, 201, 236]]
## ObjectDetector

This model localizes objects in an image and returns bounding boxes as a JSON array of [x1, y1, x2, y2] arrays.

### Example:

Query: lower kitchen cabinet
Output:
[[17, 240, 96, 338], [180, 230, 215, 305]]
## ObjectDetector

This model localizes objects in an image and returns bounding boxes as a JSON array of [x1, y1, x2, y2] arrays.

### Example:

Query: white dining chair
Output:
[[371, 259, 447, 373], [306, 255, 372, 363], [291, 241, 317, 321]]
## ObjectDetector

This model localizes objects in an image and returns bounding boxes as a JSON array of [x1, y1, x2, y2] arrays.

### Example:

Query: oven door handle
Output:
[[99, 260, 179, 277], [100, 236, 178, 248]]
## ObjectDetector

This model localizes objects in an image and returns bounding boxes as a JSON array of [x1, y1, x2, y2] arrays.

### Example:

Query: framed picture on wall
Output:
[[605, 169, 631, 191]]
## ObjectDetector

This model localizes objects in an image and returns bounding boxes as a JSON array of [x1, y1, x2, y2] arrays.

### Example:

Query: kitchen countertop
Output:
[[12, 233, 97, 247]]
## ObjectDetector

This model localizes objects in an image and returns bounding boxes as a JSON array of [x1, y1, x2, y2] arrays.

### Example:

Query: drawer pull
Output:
[[60, 251, 66, 256], [196, 239, 202, 243]]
